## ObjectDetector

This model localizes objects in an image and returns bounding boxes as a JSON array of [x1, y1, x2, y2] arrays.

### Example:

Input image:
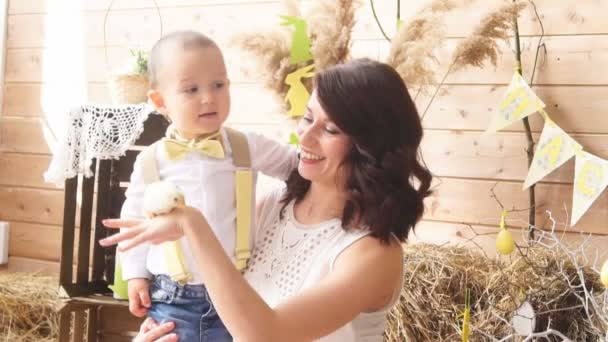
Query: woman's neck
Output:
[[293, 183, 346, 225]]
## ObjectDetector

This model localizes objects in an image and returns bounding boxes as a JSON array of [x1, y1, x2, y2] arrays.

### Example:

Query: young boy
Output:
[[120, 30, 298, 341]]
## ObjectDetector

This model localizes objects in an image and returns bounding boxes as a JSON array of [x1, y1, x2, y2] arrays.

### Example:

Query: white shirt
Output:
[[120, 128, 298, 284], [245, 189, 403, 342]]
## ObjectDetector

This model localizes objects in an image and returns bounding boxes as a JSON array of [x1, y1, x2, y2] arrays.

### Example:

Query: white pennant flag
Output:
[[571, 151, 608, 226], [486, 73, 545, 133], [523, 119, 581, 189]]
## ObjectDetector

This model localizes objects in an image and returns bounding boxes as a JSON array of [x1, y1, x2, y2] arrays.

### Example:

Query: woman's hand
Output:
[[134, 318, 177, 342], [100, 207, 193, 251]]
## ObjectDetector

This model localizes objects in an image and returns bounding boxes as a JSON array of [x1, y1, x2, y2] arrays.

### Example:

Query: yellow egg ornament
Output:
[[601, 259, 608, 288], [496, 210, 515, 255]]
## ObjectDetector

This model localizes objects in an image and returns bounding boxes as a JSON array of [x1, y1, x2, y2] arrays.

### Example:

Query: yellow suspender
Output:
[[140, 143, 191, 284], [224, 127, 253, 271]]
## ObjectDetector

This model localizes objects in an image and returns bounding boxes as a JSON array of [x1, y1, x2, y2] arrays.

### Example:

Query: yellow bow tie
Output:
[[163, 133, 225, 161]]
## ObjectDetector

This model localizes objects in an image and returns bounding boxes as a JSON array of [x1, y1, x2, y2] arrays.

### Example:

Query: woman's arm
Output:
[[102, 206, 403, 342], [179, 207, 403, 342]]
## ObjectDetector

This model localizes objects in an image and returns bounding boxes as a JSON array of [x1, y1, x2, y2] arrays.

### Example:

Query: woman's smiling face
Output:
[[296, 91, 352, 189]]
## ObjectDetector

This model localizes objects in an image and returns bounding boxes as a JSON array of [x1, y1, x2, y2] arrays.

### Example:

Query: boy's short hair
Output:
[[148, 30, 218, 88]]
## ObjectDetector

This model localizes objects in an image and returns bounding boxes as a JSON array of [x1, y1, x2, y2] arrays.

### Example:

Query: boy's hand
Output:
[[128, 278, 151, 317]]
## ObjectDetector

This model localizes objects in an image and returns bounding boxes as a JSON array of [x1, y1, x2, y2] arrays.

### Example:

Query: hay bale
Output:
[[384, 243, 607, 341], [0, 272, 60, 341], [385, 244, 515, 341]]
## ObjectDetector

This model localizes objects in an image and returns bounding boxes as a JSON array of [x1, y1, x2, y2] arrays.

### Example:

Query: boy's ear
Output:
[[147, 89, 167, 114]]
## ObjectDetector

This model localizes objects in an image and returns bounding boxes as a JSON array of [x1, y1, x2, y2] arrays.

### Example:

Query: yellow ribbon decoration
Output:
[[461, 288, 471, 342], [163, 131, 225, 161]]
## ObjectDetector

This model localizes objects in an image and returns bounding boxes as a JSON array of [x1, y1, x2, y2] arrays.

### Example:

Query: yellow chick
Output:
[[142, 181, 191, 284], [601, 259, 608, 288], [496, 210, 515, 255], [143, 181, 186, 217]]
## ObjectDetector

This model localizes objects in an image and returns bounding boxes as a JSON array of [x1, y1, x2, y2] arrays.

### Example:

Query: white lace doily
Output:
[[44, 103, 158, 187]]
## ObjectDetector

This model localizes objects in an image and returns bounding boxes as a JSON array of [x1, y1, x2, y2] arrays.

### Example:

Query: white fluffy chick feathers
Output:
[[143, 181, 186, 218]]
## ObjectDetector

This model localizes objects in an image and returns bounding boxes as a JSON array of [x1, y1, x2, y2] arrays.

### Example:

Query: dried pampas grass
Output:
[[386, 0, 479, 93], [282, 0, 301, 18], [230, 0, 361, 115], [0, 272, 60, 341], [423, 0, 475, 14], [387, 14, 444, 92], [306, 0, 361, 71], [230, 31, 294, 102], [452, 1, 528, 70]]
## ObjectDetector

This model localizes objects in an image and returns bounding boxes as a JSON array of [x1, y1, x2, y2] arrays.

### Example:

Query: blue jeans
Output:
[[148, 275, 232, 342]]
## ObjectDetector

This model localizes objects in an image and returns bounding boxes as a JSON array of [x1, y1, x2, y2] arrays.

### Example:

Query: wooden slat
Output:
[[425, 177, 608, 235], [105, 163, 126, 283], [0, 185, 65, 225], [0, 153, 55, 188], [2, 83, 43, 116], [421, 130, 608, 182], [98, 305, 145, 339], [73, 309, 86, 342], [117, 150, 140, 183], [58, 310, 71, 342], [8, 0, 282, 14], [8, 221, 63, 261], [411, 220, 608, 264], [0, 117, 49, 154], [8, 222, 92, 264], [134, 114, 169, 145], [8, 1, 607, 44], [377, 35, 608, 86], [93, 160, 111, 281], [60, 177, 77, 287], [420, 85, 608, 133], [87, 306, 99, 342], [7, 36, 608, 85], [77, 167, 96, 284], [2, 83, 111, 116], [3, 82, 286, 124], [353, 0, 608, 41], [7, 4, 283, 48], [0, 256, 59, 274], [443, 35, 608, 85]]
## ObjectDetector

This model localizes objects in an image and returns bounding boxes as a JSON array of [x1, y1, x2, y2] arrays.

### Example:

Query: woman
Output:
[[101, 58, 432, 341]]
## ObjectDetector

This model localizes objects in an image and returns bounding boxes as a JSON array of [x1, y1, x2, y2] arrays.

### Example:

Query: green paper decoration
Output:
[[109, 254, 129, 300], [280, 15, 314, 65], [288, 133, 300, 146]]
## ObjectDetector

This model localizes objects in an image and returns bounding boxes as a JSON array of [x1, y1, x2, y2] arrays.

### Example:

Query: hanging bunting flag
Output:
[[285, 64, 315, 117], [280, 15, 313, 65], [486, 72, 545, 134], [461, 288, 471, 342], [571, 151, 608, 226], [523, 118, 582, 189]]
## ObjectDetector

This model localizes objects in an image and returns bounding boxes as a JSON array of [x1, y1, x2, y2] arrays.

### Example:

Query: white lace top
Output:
[[244, 189, 403, 342]]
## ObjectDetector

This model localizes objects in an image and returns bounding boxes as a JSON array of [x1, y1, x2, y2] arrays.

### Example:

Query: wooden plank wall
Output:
[[0, 0, 606, 274]]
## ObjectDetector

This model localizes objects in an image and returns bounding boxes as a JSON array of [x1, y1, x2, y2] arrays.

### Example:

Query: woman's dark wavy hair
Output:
[[282, 58, 433, 243]]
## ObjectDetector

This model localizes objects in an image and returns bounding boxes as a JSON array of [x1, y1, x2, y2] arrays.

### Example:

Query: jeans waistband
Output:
[[152, 274, 208, 299]]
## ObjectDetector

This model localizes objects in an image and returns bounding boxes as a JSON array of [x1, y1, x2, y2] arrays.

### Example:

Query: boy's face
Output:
[[150, 45, 230, 139]]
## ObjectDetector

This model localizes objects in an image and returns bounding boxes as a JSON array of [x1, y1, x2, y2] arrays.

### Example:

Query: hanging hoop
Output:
[[103, 0, 163, 104]]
